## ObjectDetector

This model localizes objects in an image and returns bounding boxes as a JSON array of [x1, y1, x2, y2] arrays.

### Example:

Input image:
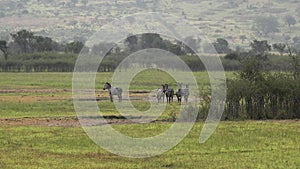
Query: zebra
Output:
[[175, 82, 184, 104], [156, 88, 164, 103], [162, 84, 174, 103], [183, 84, 189, 102], [103, 82, 122, 102]]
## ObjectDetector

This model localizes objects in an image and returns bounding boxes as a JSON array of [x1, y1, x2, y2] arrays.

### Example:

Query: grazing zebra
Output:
[[156, 88, 164, 103], [103, 82, 122, 102], [183, 84, 189, 102], [162, 84, 174, 103], [175, 82, 184, 104]]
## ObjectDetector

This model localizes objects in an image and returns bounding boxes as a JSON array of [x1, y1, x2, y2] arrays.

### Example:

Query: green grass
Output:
[[0, 71, 230, 118], [0, 72, 299, 168], [0, 73, 73, 90], [0, 71, 234, 91], [0, 121, 299, 168], [0, 100, 75, 118]]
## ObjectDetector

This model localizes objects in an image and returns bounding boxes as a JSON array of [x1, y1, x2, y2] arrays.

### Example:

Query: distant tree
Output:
[[253, 16, 279, 36], [65, 41, 84, 54], [283, 35, 291, 43], [150, 35, 166, 49], [125, 34, 138, 52], [74, 36, 87, 43], [284, 15, 297, 30], [0, 40, 8, 60], [239, 35, 247, 44], [124, 33, 186, 55], [272, 43, 286, 56], [140, 33, 163, 49], [10, 29, 35, 53], [91, 42, 115, 56], [33, 36, 54, 52], [165, 41, 185, 55], [213, 38, 232, 54], [182, 36, 199, 54], [250, 40, 271, 55], [293, 36, 300, 44], [287, 45, 300, 80], [235, 45, 245, 54], [225, 52, 239, 60]]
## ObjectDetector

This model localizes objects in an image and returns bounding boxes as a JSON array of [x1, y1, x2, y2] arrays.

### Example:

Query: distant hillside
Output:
[[0, 0, 299, 47]]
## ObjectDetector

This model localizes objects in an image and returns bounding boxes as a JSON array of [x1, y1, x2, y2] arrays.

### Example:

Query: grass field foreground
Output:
[[0, 72, 299, 168], [0, 121, 299, 168]]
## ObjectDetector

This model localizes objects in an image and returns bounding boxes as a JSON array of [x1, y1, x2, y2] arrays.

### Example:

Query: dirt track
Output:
[[0, 117, 79, 127], [0, 117, 147, 127], [1, 116, 298, 127], [0, 88, 159, 127]]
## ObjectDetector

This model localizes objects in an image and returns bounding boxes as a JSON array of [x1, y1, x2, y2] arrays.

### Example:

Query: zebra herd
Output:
[[103, 82, 189, 103], [157, 83, 189, 104]]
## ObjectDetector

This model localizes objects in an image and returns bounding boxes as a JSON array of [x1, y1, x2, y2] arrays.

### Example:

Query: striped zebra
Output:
[[103, 82, 122, 102]]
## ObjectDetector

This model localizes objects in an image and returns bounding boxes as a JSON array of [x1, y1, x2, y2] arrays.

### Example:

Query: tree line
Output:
[[0, 29, 300, 72], [0, 30, 196, 72]]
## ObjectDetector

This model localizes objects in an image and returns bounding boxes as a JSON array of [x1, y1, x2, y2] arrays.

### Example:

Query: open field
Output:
[[0, 72, 299, 168], [0, 71, 217, 118], [0, 121, 299, 168]]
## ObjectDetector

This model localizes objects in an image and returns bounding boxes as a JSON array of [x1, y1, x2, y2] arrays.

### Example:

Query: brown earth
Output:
[[0, 116, 150, 127], [0, 117, 80, 127], [0, 117, 298, 127]]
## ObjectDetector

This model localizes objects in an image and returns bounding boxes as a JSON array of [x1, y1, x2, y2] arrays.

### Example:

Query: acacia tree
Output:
[[239, 35, 247, 44], [140, 33, 163, 49], [250, 40, 271, 55], [125, 34, 138, 52], [284, 15, 297, 31], [0, 40, 8, 60], [273, 43, 286, 56], [33, 36, 55, 52], [10, 29, 35, 53], [253, 16, 279, 36], [212, 38, 231, 54], [65, 41, 84, 54]]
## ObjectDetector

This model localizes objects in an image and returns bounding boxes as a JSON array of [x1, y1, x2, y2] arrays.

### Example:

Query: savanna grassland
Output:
[[0, 121, 299, 168], [0, 72, 299, 169]]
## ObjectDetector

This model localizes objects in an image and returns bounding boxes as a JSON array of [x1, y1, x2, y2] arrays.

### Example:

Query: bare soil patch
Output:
[[0, 95, 71, 103], [0, 117, 298, 127], [0, 89, 71, 94], [0, 117, 80, 127], [0, 116, 158, 127]]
